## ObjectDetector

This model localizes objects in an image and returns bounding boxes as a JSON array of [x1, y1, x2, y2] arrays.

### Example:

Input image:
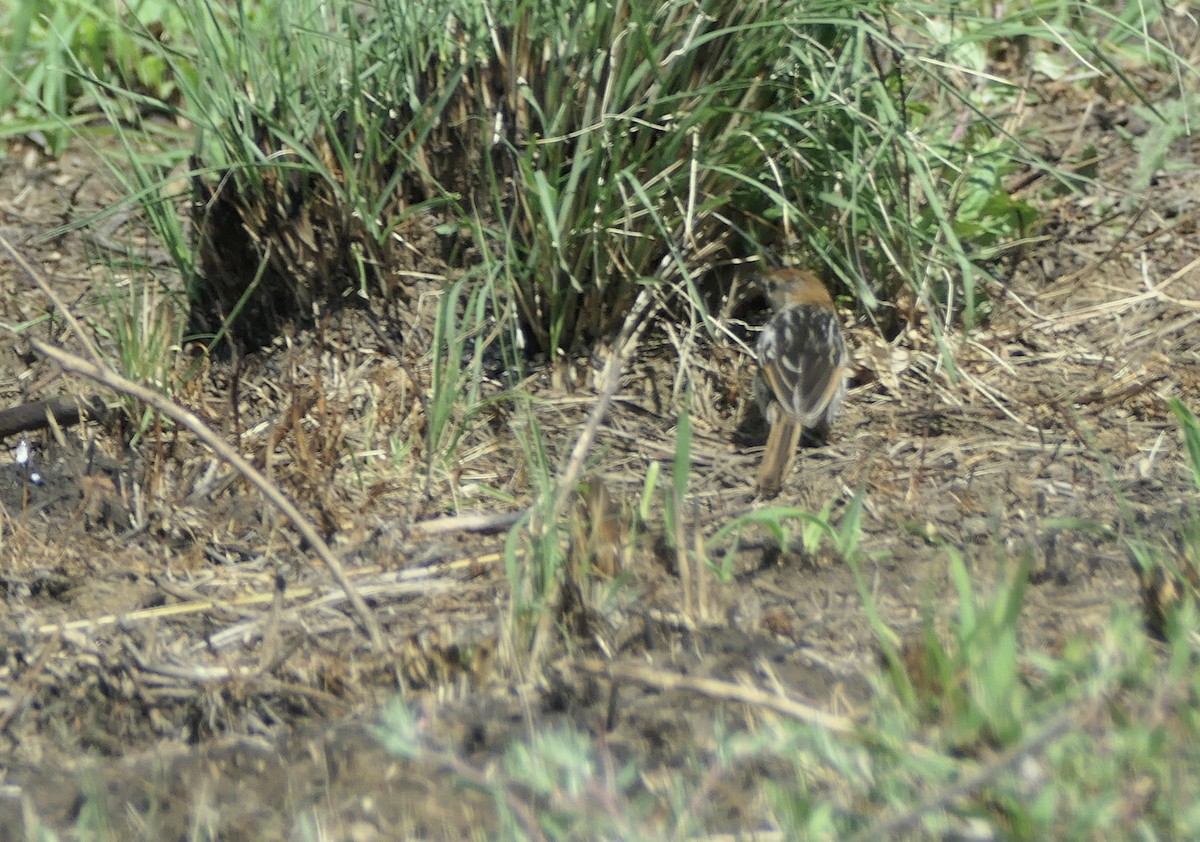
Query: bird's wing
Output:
[[757, 305, 848, 427]]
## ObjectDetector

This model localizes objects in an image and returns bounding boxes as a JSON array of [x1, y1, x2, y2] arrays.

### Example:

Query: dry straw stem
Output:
[[413, 510, 524, 535], [536, 285, 659, 533], [0, 234, 106, 368], [576, 657, 857, 734], [29, 338, 386, 651], [30, 548, 506, 637], [522, 286, 658, 668]]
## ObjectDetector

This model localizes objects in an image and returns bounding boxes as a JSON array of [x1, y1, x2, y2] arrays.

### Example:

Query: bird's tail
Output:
[[756, 417, 802, 498]]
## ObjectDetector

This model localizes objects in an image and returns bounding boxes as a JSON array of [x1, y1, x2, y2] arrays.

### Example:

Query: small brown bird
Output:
[[754, 268, 849, 497]]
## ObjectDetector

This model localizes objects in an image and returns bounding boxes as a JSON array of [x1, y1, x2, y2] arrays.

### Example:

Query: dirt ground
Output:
[[1, 52, 1200, 840]]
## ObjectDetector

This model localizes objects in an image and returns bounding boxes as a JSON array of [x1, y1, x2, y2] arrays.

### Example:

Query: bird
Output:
[[753, 268, 849, 498]]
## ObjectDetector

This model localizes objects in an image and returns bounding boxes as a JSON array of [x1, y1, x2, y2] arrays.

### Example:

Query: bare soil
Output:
[[1, 57, 1199, 840]]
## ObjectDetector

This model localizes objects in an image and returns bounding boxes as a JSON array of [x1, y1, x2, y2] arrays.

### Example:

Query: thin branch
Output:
[[0, 395, 108, 438], [576, 657, 857, 734], [542, 286, 658, 528], [30, 339, 386, 651], [0, 234, 107, 368]]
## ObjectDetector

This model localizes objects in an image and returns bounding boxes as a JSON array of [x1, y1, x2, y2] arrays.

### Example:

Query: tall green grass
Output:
[[11, 0, 1193, 349], [20, 0, 1183, 410], [1, 0, 185, 154]]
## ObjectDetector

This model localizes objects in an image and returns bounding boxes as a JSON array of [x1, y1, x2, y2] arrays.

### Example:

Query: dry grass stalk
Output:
[[0, 233, 106, 368], [576, 657, 856, 734], [29, 338, 386, 650]]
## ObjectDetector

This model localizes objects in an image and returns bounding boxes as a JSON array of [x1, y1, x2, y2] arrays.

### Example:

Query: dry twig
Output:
[[576, 657, 857, 734], [0, 395, 108, 438], [0, 234, 106, 367], [30, 339, 386, 650]]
